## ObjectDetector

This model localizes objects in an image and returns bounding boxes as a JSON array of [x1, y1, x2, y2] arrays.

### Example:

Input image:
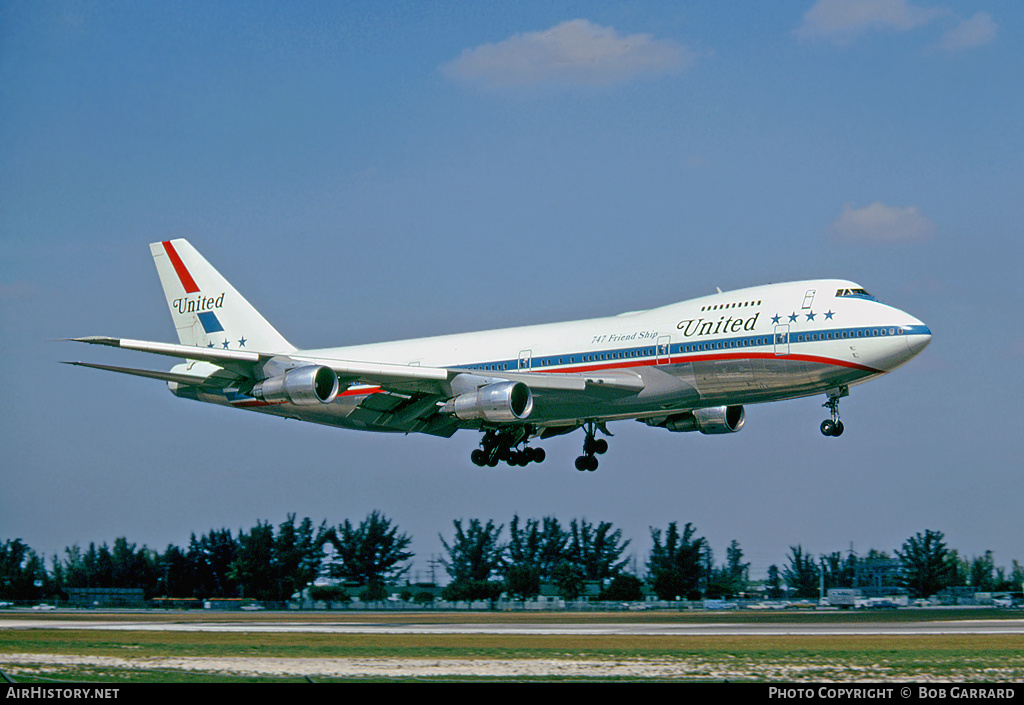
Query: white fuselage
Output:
[[275, 279, 930, 430]]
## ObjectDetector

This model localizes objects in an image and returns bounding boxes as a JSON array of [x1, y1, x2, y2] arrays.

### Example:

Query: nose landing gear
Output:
[[821, 386, 848, 437]]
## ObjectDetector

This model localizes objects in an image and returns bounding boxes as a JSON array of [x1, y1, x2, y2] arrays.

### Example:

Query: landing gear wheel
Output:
[[820, 387, 848, 438], [576, 421, 610, 471], [470, 428, 546, 468]]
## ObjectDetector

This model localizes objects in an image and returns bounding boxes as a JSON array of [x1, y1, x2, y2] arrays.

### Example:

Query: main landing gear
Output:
[[471, 428, 546, 468], [820, 386, 848, 437], [575, 421, 610, 472], [469, 422, 612, 471]]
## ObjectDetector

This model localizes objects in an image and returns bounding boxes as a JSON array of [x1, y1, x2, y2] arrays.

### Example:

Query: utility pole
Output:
[[819, 556, 826, 604]]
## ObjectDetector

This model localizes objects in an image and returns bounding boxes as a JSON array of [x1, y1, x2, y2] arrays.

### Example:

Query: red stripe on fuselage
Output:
[[162, 241, 200, 293], [488, 352, 882, 377], [334, 353, 880, 404]]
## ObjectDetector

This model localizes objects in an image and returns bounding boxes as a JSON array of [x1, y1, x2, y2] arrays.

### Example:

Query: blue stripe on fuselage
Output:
[[449, 322, 920, 374]]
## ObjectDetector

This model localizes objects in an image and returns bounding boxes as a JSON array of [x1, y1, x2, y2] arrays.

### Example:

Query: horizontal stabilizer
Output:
[[61, 361, 236, 388]]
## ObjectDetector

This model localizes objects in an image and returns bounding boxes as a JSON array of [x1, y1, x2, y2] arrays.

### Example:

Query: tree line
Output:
[[2, 516, 1021, 604]]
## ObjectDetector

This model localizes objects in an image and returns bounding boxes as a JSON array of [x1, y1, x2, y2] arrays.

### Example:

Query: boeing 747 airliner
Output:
[[67, 240, 931, 471]]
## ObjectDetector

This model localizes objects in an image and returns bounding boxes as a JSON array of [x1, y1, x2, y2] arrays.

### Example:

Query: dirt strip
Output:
[[6, 652, 1021, 681]]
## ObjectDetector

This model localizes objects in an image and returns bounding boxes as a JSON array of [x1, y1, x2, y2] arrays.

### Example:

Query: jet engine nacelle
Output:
[[661, 405, 745, 434], [252, 365, 339, 405], [443, 381, 534, 423]]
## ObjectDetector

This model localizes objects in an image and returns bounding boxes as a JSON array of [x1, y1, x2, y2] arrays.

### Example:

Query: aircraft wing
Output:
[[64, 337, 437, 433], [303, 354, 645, 394], [67, 336, 452, 390], [66, 336, 661, 438], [68, 336, 643, 396]]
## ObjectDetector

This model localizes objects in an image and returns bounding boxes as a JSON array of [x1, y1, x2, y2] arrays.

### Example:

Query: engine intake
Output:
[[443, 381, 533, 423], [658, 405, 745, 434], [252, 365, 339, 405]]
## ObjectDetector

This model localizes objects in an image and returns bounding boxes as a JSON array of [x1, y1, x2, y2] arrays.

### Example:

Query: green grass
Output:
[[2, 609, 1022, 682]]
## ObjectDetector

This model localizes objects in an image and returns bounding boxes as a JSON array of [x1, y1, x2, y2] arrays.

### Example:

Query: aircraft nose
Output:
[[905, 321, 932, 358]]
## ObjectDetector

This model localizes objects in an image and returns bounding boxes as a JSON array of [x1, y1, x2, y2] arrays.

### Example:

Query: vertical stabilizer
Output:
[[150, 239, 295, 354]]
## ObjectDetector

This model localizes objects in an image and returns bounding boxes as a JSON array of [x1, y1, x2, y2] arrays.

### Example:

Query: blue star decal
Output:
[[207, 341, 215, 348], [238, 336, 247, 347], [222, 339, 230, 349], [771, 314, 781, 324], [806, 311, 816, 321], [788, 312, 798, 323], [824, 310, 835, 320]]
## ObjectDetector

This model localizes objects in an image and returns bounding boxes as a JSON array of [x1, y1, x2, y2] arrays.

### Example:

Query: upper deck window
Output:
[[701, 299, 762, 312]]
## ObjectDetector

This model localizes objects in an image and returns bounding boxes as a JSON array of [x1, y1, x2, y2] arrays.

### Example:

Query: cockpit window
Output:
[[835, 288, 877, 301]]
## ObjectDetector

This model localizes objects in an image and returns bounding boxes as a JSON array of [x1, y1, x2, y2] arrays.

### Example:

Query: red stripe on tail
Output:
[[162, 241, 199, 293]]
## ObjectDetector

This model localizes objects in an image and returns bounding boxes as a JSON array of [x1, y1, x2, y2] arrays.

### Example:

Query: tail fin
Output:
[[150, 239, 295, 354]]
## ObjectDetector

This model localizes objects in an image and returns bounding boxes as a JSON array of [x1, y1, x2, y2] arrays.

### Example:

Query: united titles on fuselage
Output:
[[676, 312, 761, 337]]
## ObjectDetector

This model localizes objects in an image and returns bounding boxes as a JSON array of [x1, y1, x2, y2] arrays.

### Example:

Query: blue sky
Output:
[[2, 1, 1022, 583]]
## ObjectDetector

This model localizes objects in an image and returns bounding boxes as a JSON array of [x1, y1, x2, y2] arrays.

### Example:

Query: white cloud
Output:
[[795, 0, 942, 43], [933, 12, 997, 52], [795, 1, 998, 51], [829, 202, 937, 242], [441, 19, 695, 88]]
